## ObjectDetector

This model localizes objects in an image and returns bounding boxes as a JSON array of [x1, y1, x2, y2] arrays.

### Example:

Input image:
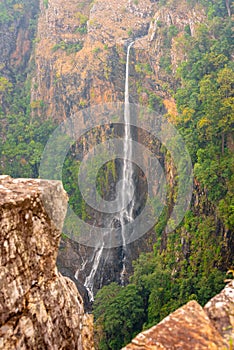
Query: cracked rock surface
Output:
[[0, 175, 94, 350]]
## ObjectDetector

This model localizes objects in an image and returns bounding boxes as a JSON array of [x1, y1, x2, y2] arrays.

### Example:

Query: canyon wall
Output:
[[0, 175, 94, 350]]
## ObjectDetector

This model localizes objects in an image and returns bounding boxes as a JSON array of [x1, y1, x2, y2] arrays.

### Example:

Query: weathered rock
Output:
[[31, 0, 157, 121], [205, 280, 234, 346], [0, 175, 94, 350], [122, 300, 229, 349]]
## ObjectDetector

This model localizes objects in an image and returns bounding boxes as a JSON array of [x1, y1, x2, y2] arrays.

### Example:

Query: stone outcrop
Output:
[[0, 175, 94, 350], [205, 280, 234, 346], [122, 282, 234, 349]]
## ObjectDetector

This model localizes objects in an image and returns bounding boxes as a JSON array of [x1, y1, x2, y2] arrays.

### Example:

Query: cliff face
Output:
[[123, 281, 234, 350], [31, 0, 156, 121], [0, 175, 94, 350], [30, 0, 207, 295], [31, 0, 205, 120]]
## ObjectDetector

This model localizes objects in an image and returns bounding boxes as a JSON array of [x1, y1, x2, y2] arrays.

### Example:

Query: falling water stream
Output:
[[75, 41, 135, 300], [84, 242, 104, 301], [119, 41, 135, 285]]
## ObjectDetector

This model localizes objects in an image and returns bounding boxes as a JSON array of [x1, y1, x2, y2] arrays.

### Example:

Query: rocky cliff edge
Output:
[[0, 175, 94, 350]]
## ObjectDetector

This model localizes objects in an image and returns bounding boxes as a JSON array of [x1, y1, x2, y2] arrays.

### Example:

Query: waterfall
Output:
[[74, 222, 105, 302], [120, 41, 135, 286], [84, 242, 104, 301], [74, 41, 135, 299]]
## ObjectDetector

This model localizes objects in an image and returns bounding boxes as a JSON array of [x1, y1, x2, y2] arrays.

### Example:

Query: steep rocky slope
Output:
[[0, 1, 38, 79], [0, 175, 94, 350], [31, 0, 155, 120]]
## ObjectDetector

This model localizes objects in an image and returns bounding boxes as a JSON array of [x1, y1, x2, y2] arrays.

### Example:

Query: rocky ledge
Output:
[[123, 280, 234, 349], [0, 175, 94, 350]]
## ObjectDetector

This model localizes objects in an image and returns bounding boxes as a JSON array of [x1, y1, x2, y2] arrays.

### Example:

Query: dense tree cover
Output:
[[0, 0, 37, 24], [94, 1, 233, 349], [94, 283, 145, 349], [0, 82, 55, 177], [0, 1, 55, 178]]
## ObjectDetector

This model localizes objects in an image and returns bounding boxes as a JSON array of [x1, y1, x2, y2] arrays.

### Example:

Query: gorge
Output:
[[0, 0, 233, 349]]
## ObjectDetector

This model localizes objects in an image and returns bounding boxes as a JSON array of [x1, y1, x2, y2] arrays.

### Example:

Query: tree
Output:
[[94, 283, 145, 349]]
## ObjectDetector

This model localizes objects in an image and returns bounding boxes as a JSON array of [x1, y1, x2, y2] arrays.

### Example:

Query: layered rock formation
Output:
[[0, 175, 94, 350], [0, 0, 39, 116], [123, 281, 234, 349]]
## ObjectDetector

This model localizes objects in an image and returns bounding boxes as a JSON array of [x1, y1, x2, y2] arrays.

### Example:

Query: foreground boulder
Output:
[[0, 176, 94, 350], [123, 282, 234, 350]]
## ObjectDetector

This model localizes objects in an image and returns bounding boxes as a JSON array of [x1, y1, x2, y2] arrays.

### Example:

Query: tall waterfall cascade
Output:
[[119, 41, 135, 286], [74, 41, 135, 300]]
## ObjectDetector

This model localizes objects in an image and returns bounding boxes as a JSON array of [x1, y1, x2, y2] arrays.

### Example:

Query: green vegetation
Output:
[[75, 26, 87, 34], [0, 75, 55, 177], [43, 0, 48, 9], [0, 0, 35, 24], [0, 76, 13, 93], [92, 47, 101, 54], [52, 41, 83, 54], [135, 63, 153, 75], [75, 12, 88, 25], [0, 0, 55, 178], [127, 28, 133, 37], [75, 11, 88, 34], [94, 283, 145, 349]]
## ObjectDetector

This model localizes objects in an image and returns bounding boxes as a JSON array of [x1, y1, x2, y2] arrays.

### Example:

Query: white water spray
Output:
[[75, 222, 105, 302]]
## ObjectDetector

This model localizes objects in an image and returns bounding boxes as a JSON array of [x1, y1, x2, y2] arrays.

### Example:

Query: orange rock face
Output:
[[31, 0, 206, 122]]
